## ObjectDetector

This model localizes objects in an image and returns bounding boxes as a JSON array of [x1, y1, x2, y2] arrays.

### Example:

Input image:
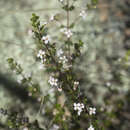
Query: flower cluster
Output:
[[37, 49, 46, 63], [42, 35, 51, 44], [57, 49, 72, 70], [48, 76, 63, 92], [88, 125, 94, 130], [17, 73, 31, 84], [73, 103, 84, 116], [79, 10, 87, 19], [57, 49, 68, 64], [73, 81, 79, 90], [48, 76, 58, 87], [89, 107, 96, 115], [59, 55, 68, 64], [60, 28, 73, 38]]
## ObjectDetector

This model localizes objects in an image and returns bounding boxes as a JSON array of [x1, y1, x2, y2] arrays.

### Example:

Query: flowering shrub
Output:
[[0, 0, 109, 129]]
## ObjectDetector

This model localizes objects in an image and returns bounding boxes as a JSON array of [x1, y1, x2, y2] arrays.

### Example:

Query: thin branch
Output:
[[67, 0, 70, 30], [67, 0, 71, 55]]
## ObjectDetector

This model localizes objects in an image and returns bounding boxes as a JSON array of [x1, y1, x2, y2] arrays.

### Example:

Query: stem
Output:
[[67, 0, 69, 30], [67, 0, 70, 55], [36, 96, 44, 118]]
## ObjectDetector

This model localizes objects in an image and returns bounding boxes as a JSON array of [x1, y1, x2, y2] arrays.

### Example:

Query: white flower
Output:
[[106, 82, 111, 87], [37, 49, 45, 59], [57, 49, 63, 57], [50, 124, 59, 130], [64, 29, 73, 38], [88, 125, 94, 130], [28, 29, 34, 37], [28, 92, 32, 96], [58, 87, 62, 92], [60, 28, 73, 38], [80, 103, 84, 108], [73, 103, 84, 116], [42, 35, 51, 44], [57, 49, 68, 64], [59, 55, 68, 64], [79, 10, 87, 19], [118, 58, 122, 62], [74, 81, 79, 85], [59, 0, 63, 2], [37, 50, 47, 64], [89, 107, 96, 115], [73, 103, 78, 110], [23, 127, 28, 130], [24, 73, 31, 79], [41, 58, 47, 63], [50, 15, 54, 21], [37, 97, 42, 102], [73, 81, 79, 90], [48, 76, 58, 86], [17, 75, 24, 84]]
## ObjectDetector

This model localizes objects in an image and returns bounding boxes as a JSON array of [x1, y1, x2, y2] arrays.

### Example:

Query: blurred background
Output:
[[0, 0, 130, 130]]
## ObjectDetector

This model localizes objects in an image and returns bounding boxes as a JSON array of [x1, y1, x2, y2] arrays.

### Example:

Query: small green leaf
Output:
[[91, 0, 98, 5], [69, 23, 75, 28], [79, 40, 84, 47], [7, 58, 14, 64]]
